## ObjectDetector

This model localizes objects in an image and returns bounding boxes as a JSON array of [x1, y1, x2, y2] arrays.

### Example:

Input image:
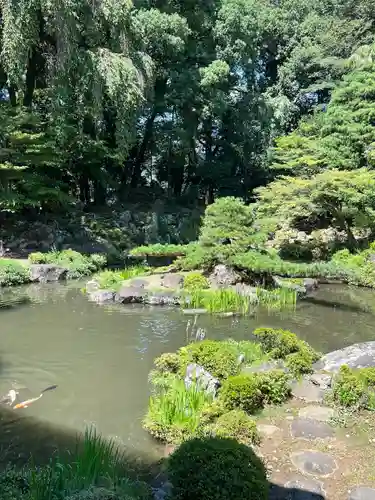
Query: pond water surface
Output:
[[0, 282, 374, 466]]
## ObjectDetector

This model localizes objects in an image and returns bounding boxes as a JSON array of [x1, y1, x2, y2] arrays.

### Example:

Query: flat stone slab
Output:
[[291, 379, 325, 403], [348, 487, 375, 500], [269, 479, 324, 500], [291, 418, 334, 440], [309, 373, 332, 389], [257, 424, 281, 437], [291, 450, 337, 477], [314, 342, 375, 372], [298, 406, 335, 422]]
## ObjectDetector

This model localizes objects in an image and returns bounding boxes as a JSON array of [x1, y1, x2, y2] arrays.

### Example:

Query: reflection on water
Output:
[[0, 281, 374, 462]]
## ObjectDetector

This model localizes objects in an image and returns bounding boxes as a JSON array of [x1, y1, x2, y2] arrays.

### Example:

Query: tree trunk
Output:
[[23, 47, 38, 107]]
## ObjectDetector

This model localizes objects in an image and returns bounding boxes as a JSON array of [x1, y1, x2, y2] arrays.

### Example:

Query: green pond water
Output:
[[0, 281, 374, 467]]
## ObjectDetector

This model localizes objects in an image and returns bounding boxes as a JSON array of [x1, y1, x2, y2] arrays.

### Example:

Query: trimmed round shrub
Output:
[[183, 272, 209, 291], [167, 437, 268, 500], [154, 353, 181, 373], [285, 350, 315, 376], [219, 374, 264, 413], [181, 340, 240, 379], [211, 410, 260, 445]]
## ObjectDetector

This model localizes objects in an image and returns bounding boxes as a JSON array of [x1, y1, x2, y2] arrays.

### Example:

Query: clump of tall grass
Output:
[[143, 378, 212, 443], [181, 287, 296, 314]]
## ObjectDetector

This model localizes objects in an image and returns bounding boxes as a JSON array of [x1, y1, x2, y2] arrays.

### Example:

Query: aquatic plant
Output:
[[167, 437, 269, 500], [143, 378, 212, 443], [0, 259, 30, 286], [181, 288, 254, 314]]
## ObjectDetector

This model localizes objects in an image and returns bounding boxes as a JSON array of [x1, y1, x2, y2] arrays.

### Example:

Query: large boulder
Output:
[[30, 264, 68, 283], [314, 341, 375, 372], [209, 264, 241, 288], [161, 273, 184, 289], [88, 290, 115, 304], [114, 286, 147, 304], [185, 363, 220, 396]]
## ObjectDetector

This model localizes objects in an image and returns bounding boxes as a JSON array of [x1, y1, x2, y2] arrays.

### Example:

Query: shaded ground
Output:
[[253, 398, 375, 499]]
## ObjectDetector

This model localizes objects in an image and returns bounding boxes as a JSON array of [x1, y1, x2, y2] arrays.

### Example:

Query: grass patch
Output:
[[94, 266, 150, 290]]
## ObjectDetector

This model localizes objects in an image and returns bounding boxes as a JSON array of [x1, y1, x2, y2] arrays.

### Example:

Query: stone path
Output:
[[252, 395, 375, 499]]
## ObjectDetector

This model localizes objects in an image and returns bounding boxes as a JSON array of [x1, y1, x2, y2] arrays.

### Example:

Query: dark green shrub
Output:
[[255, 370, 291, 405], [211, 410, 260, 445], [183, 272, 209, 291], [219, 374, 264, 413], [167, 437, 268, 500], [154, 353, 181, 373], [181, 340, 240, 379], [0, 467, 28, 500], [0, 260, 30, 286]]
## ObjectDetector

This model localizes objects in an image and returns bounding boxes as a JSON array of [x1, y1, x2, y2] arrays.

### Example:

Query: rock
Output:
[[290, 450, 337, 477], [86, 280, 99, 293], [232, 283, 259, 302], [208, 264, 242, 288], [161, 273, 184, 289], [114, 286, 147, 304], [298, 406, 335, 422], [348, 487, 375, 500], [269, 482, 324, 500], [314, 342, 375, 372], [145, 291, 180, 306], [309, 373, 332, 389], [185, 363, 220, 396], [291, 379, 325, 403], [303, 278, 319, 292], [182, 308, 208, 315], [257, 424, 281, 437], [272, 276, 306, 295], [88, 290, 115, 304], [290, 418, 334, 440], [29, 264, 68, 283], [129, 278, 149, 288]]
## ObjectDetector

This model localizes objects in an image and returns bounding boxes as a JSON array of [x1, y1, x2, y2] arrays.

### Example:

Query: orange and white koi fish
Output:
[[13, 385, 58, 409]]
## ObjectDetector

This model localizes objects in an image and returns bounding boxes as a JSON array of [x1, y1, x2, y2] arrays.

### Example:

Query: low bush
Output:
[[129, 244, 190, 257], [219, 374, 264, 413], [332, 365, 375, 409], [28, 249, 107, 279], [285, 350, 316, 376], [210, 410, 260, 445], [183, 272, 209, 291], [167, 437, 269, 500], [180, 340, 241, 380], [331, 247, 375, 288], [143, 378, 212, 443], [0, 259, 30, 286], [94, 266, 149, 290], [255, 370, 291, 405], [253, 327, 321, 369], [154, 352, 181, 373]]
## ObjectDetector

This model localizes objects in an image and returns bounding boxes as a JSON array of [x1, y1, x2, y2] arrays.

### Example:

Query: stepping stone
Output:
[[348, 487, 375, 500], [257, 424, 280, 437], [291, 450, 337, 477], [269, 478, 324, 500], [310, 373, 332, 389], [291, 418, 334, 440], [298, 406, 335, 422], [291, 379, 325, 403]]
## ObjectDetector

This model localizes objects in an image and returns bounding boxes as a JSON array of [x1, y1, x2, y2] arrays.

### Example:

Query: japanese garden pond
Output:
[[0, 280, 374, 466]]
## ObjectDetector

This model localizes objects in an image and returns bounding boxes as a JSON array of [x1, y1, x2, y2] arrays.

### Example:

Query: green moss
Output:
[[183, 272, 209, 291], [167, 437, 268, 500], [210, 410, 260, 445]]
